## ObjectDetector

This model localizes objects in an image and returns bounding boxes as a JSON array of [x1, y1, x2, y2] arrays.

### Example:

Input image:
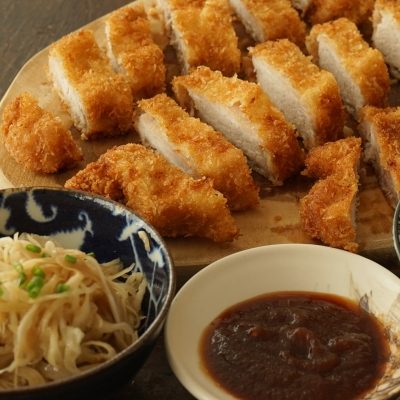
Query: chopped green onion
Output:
[[18, 272, 27, 287], [55, 283, 69, 293], [41, 252, 49, 258], [13, 262, 24, 273], [32, 266, 45, 279], [13, 263, 27, 287], [0, 285, 4, 297], [64, 255, 77, 264], [27, 276, 44, 298], [86, 252, 95, 258], [26, 244, 41, 254]]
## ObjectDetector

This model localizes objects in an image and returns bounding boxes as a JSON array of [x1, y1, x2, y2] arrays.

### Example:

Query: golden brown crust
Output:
[[163, 0, 240, 76], [1, 93, 83, 173], [137, 93, 259, 210], [300, 137, 361, 253], [172, 66, 304, 185], [306, 18, 390, 111], [65, 143, 238, 242], [308, 0, 374, 25], [303, 136, 362, 179], [250, 39, 344, 147], [359, 106, 400, 206], [106, 5, 166, 99], [49, 29, 134, 139], [236, 0, 306, 46]]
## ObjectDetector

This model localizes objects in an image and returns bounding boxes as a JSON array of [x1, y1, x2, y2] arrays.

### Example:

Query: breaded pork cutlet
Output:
[[306, 18, 390, 119], [307, 0, 374, 25], [359, 106, 400, 209], [173, 66, 304, 185], [157, 0, 240, 76], [65, 143, 238, 242], [136, 93, 259, 211], [1, 93, 83, 173], [300, 137, 362, 253], [104, 4, 166, 99], [250, 39, 344, 150], [228, 0, 306, 47], [372, 0, 400, 79], [48, 29, 134, 140]]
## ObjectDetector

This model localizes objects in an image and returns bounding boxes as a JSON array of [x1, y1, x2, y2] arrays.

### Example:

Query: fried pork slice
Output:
[[173, 66, 304, 185], [250, 40, 344, 150], [136, 94, 259, 210], [302, 136, 361, 179], [307, 0, 374, 25], [157, 0, 240, 76], [1, 93, 83, 173], [299, 137, 362, 253], [359, 106, 400, 208], [306, 18, 390, 119], [372, 0, 400, 79], [104, 4, 166, 99], [65, 143, 238, 242], [228, 0, 306, 47], [48, 29, 134, 140]]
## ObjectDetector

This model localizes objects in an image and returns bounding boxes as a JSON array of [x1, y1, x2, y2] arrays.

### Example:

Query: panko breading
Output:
[[372, 0, 400, 78], [1, 93, 83, 173], [157, 0, 240, 76], [359, 106, 400, 208], [300, 137, 362, 253], [136, 93, 260, 210], [250, 39, 344, 150], [173, 66, 304, 185], [65, 144, 238, 242], [229, 0, 306, 47], [48, 29, 134, 140], [307, 0, 374, 25], [306, 18, 390, 118], [104, 4, 166, 99], [302, 136, 361, 179]]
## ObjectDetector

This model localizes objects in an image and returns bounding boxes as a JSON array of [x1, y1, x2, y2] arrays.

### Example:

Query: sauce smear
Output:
[[200, 291, 389, 400]]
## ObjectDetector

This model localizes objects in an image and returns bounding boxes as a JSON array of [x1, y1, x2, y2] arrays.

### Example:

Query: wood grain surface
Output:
[[2, 3, 400, 400], [0, 0, 399, 270]]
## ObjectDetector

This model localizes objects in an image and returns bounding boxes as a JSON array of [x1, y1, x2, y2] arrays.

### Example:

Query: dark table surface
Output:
[[2, 1, 400, 399], [0, 1, 194, 399]]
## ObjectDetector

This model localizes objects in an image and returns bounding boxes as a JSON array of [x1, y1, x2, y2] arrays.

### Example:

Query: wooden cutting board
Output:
[[0, 1, 397, 271]]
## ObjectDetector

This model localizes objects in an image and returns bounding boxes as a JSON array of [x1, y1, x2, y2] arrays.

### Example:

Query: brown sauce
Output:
[[200, 291, 389, 400]]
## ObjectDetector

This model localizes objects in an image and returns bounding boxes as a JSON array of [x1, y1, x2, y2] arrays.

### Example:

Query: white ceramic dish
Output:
[[165, 244, 400, 400]]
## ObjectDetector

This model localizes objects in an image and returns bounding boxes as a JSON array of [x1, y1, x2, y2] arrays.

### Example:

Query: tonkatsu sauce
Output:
[[200, 291, 389, 400]]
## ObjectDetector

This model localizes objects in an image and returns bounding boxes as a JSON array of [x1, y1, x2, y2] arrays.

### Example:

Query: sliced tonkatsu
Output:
[[250, 39, 344, 150], [104, 4, 166, 99], [306, 18, 389, 119], [48, 29, 134, 139], [300, 137, 362, 253], [359, 106, 400, 208], [229, 0, 306, 47], [157, 0, 240, 76], [1, 93, 83, 173], [173, 66, 304, 185], [65, 143, 239, 243], [136, 93, 259, 210], [372, 0, 400, 78]]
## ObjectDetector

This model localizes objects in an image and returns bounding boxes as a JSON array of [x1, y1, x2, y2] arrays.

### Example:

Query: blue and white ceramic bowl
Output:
[[0, 187, 175, 400]]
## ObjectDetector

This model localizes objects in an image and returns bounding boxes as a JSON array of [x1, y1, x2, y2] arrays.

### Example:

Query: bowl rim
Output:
[[165, 243, 400, 400], [0, 186, 176, 395], [393, 200, 400, 261]]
